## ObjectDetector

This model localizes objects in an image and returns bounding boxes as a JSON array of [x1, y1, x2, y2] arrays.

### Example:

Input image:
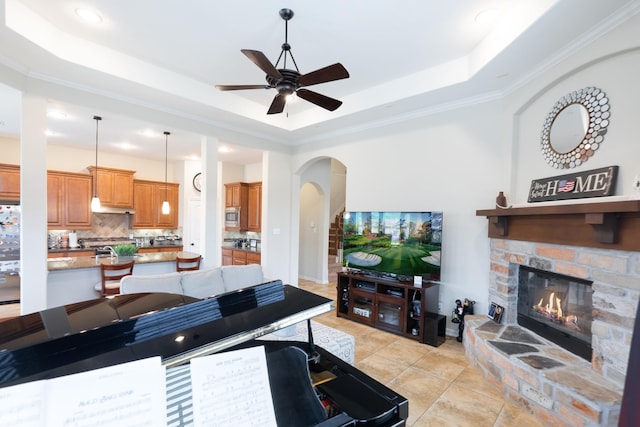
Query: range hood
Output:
[[92, 206, 135, 214]]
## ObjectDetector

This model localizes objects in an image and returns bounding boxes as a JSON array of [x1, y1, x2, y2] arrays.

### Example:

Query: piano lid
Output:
[[0, 280, 333, 388]]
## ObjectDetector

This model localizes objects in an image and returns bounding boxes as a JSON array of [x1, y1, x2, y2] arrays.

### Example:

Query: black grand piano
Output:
[[0, 280, 408, 426]]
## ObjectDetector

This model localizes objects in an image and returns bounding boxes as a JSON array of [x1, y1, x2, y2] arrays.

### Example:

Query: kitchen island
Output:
[[47, 251, 201, 308]]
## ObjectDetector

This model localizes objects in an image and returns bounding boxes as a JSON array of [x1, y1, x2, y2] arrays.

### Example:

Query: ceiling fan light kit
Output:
[[216, 8, 349, 115]]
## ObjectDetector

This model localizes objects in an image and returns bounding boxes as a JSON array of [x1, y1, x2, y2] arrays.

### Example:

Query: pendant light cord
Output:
[[164, 131, 170, 201], [93, 115, 102, 197]]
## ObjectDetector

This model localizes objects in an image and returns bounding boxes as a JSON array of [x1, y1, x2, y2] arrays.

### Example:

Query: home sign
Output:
[[528, 165, 618, 202]]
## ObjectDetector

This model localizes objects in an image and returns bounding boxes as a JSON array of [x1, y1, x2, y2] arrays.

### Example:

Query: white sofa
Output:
[[120, 264, 355, 365], [120, 264, 265, 298]]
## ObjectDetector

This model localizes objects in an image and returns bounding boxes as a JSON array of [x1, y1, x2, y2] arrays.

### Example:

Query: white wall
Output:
[[511, 49, 640, 202], [244, 162, 263, 182], [293, 101, 509, 322], [261, 151, 294, 284], [3, 137, 174, 182], [0, 135, 19, 163]]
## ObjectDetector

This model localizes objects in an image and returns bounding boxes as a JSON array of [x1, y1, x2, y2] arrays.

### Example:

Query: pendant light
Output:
[[90, 115, 102, 211], [161, 131, 171, 215]]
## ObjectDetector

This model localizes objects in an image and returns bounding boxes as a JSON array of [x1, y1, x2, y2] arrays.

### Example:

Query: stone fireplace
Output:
[[467, 201, 640, 426], [517, 265, 594, 361]]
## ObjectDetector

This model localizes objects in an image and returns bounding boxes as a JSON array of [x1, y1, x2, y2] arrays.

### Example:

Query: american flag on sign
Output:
[[558, 180, 575, 193]]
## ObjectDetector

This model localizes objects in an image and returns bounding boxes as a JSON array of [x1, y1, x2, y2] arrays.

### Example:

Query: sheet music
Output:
[[0, 357, 167, 427], [190, 346, 277, 427], [0, 381, 45, 426], [46, 357, 166, 426]]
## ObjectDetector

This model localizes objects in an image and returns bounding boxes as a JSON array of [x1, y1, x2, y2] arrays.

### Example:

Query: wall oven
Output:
[[225, 207, 240, 228]]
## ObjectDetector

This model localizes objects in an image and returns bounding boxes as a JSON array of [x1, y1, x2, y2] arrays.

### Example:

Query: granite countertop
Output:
[[220, 245, 261, 254], [47, 251, 200, 271]]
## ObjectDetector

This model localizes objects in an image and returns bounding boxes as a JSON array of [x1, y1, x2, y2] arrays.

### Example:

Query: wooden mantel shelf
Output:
[[476, 200, 640, 251]]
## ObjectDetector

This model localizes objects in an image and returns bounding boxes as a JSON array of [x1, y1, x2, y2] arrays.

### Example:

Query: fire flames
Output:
[[533, 292, 581, 331], [535, 292, 563, 321]]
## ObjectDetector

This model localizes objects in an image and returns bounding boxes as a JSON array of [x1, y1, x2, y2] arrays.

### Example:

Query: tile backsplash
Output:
[[49, 213, 180, 239]]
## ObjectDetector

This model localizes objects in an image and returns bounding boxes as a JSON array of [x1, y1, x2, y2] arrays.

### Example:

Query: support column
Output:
[[20, 94, 48, 314], [199, 136, 219, 268]]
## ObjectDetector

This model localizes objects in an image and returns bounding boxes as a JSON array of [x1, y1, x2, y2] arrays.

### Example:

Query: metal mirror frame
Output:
[[540, 87, 610, 169]]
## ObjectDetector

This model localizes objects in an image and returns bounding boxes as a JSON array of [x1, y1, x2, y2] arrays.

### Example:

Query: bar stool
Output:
[[176, 255, 202, 272], [94, 260, 135, 297]]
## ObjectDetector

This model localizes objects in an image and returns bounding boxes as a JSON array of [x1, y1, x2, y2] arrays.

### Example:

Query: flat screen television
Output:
[[342, 211, 442, 282]]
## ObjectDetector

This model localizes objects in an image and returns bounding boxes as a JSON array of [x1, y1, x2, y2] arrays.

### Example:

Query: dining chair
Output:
[[176, 255, 202, 272], [94, 260, 135, 297]]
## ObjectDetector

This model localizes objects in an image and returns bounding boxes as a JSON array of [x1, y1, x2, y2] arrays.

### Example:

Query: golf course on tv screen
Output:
[[342, 211, 442, 280]]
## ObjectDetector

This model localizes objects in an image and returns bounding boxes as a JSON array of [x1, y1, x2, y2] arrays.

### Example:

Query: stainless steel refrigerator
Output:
[[0, 204, 20, 304]]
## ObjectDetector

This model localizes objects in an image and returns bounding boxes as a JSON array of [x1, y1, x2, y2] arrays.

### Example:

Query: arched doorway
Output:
[[297, 157, 346, 284]]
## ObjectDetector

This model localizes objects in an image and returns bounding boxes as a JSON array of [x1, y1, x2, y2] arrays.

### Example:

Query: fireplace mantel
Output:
[[476, 200, 640, 251]]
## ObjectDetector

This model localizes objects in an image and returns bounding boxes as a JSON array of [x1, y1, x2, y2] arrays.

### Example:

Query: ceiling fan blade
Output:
[[215, 84, 269, 91], [297, 89, 342, 111], [267, 94, 287, 115], [241, 49, 283, 79], [298, 63, 349, 87]]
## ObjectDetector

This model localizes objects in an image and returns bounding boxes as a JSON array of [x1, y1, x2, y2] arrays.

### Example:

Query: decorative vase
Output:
[[117, 255, 134, 262], [495, 191, 507, 208]]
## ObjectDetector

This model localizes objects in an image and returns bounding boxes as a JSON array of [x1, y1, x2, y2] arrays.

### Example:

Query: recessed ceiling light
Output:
[[47, 110, 68, 119], [218, 146, 232, 153], [44, 129, 61, 137], [75, 8, 103, 24], [139, 129, 159, 138], [116, 142, 137, 151], [475, 9, 499, 25]]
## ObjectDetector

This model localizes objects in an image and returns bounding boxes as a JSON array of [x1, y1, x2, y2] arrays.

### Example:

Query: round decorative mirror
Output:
[[540, 87, 610, 169]]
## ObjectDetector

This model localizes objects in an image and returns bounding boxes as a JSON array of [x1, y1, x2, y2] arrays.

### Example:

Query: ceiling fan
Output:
[[215, 8, 350, 115]]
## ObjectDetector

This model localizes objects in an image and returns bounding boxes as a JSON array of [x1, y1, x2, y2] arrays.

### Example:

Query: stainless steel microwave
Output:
[[225, 207, 240, 228]]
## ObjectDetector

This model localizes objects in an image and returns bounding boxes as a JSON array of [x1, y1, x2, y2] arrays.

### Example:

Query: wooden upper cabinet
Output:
[[87, 166, 135, 208], [0, 163, 20, 202], [47, 171, 92, 229], [132, 180, 155, 228], [225, 182, 248, 207], [247, 182, 262, 232], [224, 182, 261, 231], [64, 175, 93, 228], [132, 179, 179, 229], [47, 173, 63, 227]]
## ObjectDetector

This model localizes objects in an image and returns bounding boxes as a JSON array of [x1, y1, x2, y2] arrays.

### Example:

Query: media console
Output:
[[337, 271, 444, 346]]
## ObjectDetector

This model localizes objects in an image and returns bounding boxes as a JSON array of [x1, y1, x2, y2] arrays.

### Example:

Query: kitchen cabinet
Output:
[[246, 251, 261, 265], [132, 179, 179, 229], [221, 247, 261, 266], [87, 166, 135, 208], [224, 182, 261, 232], [247, 182, 262, 232], [0, 163, 20, 202], [225, 182, 248, 208], [47, 171, 92, 230], [222, 248, 233, 266]]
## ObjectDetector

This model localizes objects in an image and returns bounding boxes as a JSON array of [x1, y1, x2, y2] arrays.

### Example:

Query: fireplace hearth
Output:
[[517, 265, 593, 360], [471, 203, 640, 425]]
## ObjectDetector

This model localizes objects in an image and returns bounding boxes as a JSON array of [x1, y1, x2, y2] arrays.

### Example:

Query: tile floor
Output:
[[298, 279, 543, 427]]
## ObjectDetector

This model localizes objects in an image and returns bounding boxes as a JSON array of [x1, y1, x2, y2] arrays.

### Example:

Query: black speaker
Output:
[[422, 313, 446, 347]]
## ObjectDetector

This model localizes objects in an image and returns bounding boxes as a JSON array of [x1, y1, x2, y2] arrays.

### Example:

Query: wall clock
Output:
[[192, 173, 202, 192]]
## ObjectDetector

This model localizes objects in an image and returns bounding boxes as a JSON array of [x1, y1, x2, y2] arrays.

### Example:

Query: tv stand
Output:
[[337, 271, 443, 345]]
